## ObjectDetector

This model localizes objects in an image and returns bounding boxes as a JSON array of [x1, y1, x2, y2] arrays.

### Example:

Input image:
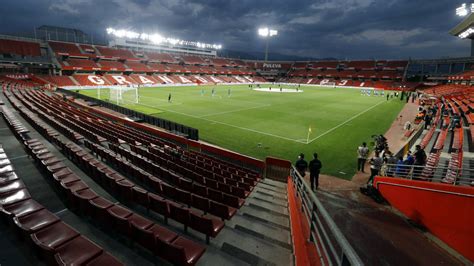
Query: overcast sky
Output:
[[0, 0, 471, 59]]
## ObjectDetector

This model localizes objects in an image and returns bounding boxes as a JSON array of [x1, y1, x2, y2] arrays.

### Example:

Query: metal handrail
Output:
[[381, 163, 473, 185], [290, 165, 364, 266]]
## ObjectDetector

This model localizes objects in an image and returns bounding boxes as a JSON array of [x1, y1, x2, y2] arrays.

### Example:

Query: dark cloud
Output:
[[0, 0, 470, 59]]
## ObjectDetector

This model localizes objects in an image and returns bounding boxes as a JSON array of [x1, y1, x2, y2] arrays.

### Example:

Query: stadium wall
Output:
[[373, 177, 474, 262]]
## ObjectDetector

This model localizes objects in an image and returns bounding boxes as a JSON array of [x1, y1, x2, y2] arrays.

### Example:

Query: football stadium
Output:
[[0, 1, 473, 265]]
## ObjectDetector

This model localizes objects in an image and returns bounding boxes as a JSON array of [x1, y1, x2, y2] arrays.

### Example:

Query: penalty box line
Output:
[[306, 100, 387, 144]]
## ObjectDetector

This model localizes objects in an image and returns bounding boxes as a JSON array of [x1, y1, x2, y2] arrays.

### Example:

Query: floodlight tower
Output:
[[450, 2, 474, 56], [258, 28, 278, 61]]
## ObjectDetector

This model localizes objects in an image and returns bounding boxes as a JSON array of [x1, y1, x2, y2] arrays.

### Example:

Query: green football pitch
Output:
[[78, 84, 405, 179]]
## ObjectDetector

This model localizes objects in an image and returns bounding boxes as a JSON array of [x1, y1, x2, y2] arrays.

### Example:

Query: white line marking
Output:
[[198, 104, 271, 118], [9, 155, 28, 161], [54, 208, 68, 215], [306, 100, 386, 144], [133, 101, 305, 143], [114, 90, 388, 145]]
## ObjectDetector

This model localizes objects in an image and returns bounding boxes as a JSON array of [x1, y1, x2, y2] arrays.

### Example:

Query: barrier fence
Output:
[[380, 163, 473, 186], [290, 165, 363, 266]]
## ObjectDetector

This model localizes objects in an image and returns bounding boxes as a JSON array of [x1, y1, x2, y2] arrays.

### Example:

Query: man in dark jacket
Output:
[[413, 145, 426, 178], [309, 153, 322, 191], [295, 153, 308, 178]]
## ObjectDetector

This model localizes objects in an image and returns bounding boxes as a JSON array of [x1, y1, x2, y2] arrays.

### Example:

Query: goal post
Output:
[[109, 86, 139, 105]]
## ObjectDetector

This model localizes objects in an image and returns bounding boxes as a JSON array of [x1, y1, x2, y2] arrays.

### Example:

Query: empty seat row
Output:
[[27, 136, 206, 266], [60, 140, 226, 241], [110, 143, 247, 206], [90, 142, 238, 222], [0, 141, 122, 265], [21, 88, 260, 185], [5, 88, 208, 265]]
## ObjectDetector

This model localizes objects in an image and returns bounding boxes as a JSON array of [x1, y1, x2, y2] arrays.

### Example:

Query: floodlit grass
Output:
[[79, 85, 405, 179]]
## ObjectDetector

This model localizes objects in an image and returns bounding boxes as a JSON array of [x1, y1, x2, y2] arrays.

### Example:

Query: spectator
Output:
[[404, 151, 415, 165], [309, 153, 322, 191], [295, 153, 308, 178], [424, 114, 432, 129], [385, 152, 397, 177], [413, 145, 426, 177], [368, 151, 383, 185], [395, 156, 405, 176], [357, 142, 369, 173], [404, 121, 412, 130]]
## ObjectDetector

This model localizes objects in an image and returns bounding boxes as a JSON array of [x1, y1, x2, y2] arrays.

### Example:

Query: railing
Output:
[[380, 163, 473, 186], [393, 122, 424, 159], [57, 88, 199, 141], [290, 165, 363, 266]]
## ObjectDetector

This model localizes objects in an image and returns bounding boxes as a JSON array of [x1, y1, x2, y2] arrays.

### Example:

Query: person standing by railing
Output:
[[368, 151, 383, 185], [295, 153, 308, 178], [357, 142, 369, 173], [413, 145, 426, 178], [309, 153, 322, 191]]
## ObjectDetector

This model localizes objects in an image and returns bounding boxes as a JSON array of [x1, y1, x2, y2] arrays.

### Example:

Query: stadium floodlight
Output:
[[455, 3, 474, 16], [258, 27, 278, 37], [105, 27, 222, 50], [258, 27, 278, 61], [456, 3, 469, 16], [459, 27, 474, 38]]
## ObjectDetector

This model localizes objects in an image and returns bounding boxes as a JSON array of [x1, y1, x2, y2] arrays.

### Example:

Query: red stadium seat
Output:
[[53, 236, 103, 265], [30, 221, 80, 257], [13, 209, 60, 234]]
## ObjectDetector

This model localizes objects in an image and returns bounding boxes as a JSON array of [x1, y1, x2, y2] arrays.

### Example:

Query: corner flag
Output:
[[306, 126, 313, 144]]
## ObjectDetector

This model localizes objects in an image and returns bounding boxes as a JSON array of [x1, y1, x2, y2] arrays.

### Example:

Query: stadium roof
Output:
[[449, 13, 474, 39]]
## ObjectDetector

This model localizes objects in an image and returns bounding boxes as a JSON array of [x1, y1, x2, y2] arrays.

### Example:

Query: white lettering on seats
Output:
[[88, 75, 105, 85]]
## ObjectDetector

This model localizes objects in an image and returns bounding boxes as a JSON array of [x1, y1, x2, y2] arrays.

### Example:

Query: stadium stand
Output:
[[72, 74, 112, 86], [343, 60, 375, 69], [3, 82, 209, 265], [0, 100, 124, 265], [97, 60, 127, 71], [181, 55, 207, 65], [95, 46, 135, 59], [61, 58, 99, 70], [0, 39, 41, 57], [210, 58, 232, 66], [145, 52, 178, 64], [48, 41, 83, 56], [37, 75, 77, 86], [79, 44, 97, 55], [124, 61, 151, 72]]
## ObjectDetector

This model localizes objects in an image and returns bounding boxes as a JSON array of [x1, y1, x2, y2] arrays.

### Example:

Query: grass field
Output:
[[79, 84, 405, 179]]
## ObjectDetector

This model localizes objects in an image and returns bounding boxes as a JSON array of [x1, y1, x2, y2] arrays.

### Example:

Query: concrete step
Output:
[[257, 183, 287, 195], [250, 192, 288, 207], [261, 178, 288, 189], [219, 228, 293, 266], [246, 198, 289, 216], [254, 187, 288, 200], [239, 206, 290, 229], [227, 214, 292, 250]]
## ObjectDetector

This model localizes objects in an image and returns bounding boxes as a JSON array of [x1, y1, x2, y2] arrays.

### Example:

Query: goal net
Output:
[[109, 86, 138, 105]]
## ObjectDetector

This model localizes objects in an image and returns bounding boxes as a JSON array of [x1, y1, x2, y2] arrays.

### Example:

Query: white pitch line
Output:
[[306, 100, 386, 144], [135, 101, 304, 143], [137, 95, 183, 105], [198, 104, 271, 118]]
